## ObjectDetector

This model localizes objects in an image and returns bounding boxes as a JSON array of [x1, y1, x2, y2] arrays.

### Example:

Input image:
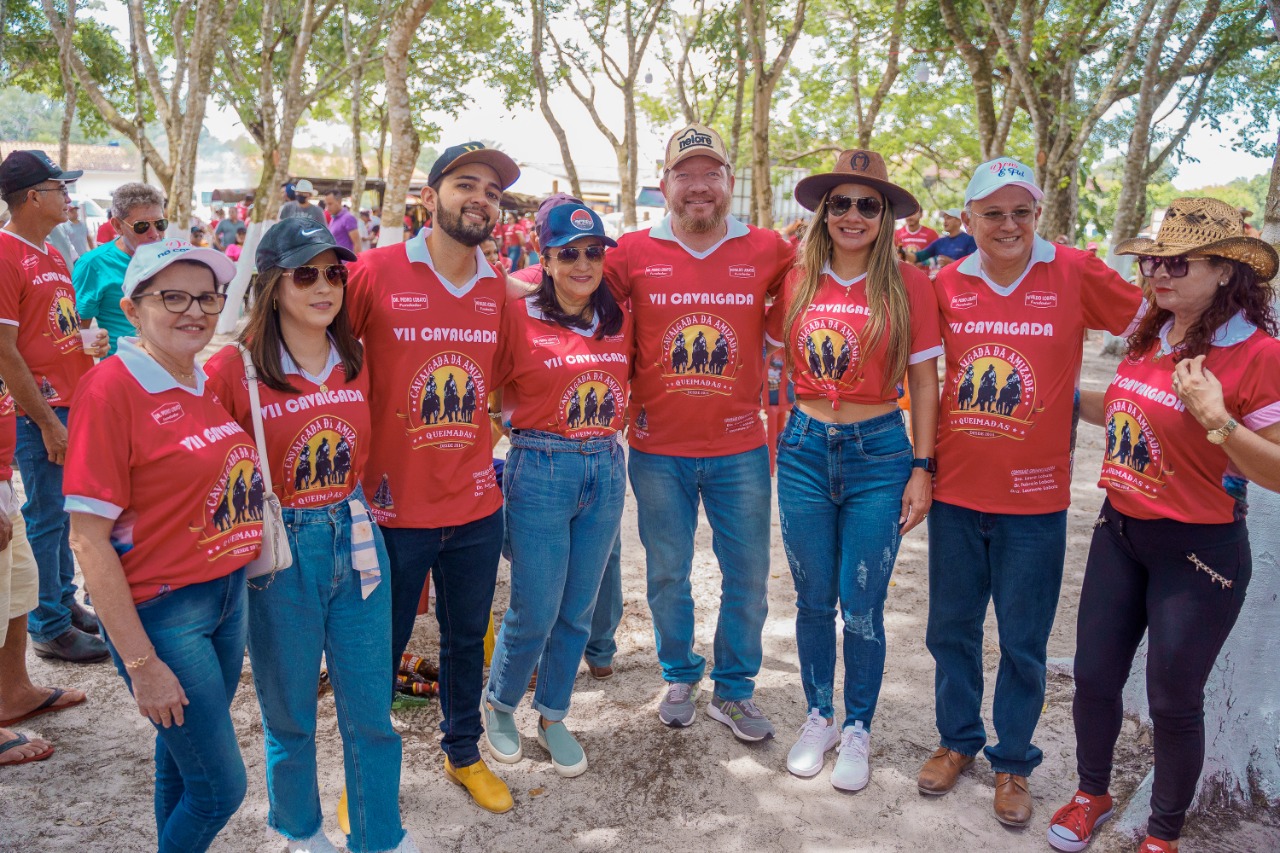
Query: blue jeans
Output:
[[584, 530, 623, 667], [925, 499, 1067, 776], [487, 431, 625, 719], [383, 507, 502, 767], [15, 409, 77, 642], [628, 445, 771, 700], [103, 570, 248, 853], [247, 489, 404, 853], [777, 408, 911, 728]]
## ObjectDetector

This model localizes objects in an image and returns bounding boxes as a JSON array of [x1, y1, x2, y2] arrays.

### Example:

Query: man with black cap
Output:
[[0, 150, 109, 663], [347, 141, 521, 815]]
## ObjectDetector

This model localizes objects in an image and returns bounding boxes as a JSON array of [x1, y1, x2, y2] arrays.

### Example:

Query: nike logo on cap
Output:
[[300, 228, 323, 236]]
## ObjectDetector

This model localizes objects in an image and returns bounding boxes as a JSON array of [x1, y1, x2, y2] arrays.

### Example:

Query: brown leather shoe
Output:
[[587, 664, 613, 680], [917, 747, 974, 795], [994, 772, 1033, 826]]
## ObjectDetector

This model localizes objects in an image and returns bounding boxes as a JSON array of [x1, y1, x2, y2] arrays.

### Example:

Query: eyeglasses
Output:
[[283, 264, 348, 288], [971, 208, 1036, 224], [825, 194, 883, 220], [136, 290, 227, 314], [548, 245, 607, 263], [31, 186, 71, 199], [124, 218, 169, 235], [1136, 255, 1210, 278]]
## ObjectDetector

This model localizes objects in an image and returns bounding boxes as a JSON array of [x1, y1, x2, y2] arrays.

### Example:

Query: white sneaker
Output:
[[786, 708, 840, 777], [286, 828, 340, 853], [831, 721, 871, 791]]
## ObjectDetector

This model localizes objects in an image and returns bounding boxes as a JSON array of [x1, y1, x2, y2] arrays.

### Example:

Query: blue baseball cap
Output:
[[540, 204, 617, 250]]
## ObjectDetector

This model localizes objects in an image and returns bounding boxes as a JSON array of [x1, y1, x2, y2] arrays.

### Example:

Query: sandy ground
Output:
[[2, 341, 1277, 853]]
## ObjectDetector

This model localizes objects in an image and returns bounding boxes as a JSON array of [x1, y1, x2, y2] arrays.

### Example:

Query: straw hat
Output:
[[1115, 197, 1276, 281], [794, 149, 919, 218]]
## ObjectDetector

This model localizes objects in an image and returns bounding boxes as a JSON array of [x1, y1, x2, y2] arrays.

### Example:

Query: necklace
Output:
[[140, 341, 197, 382]]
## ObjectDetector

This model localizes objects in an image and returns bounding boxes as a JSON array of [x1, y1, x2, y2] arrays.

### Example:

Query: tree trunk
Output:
[[351, 77, 367, 212], [380, 0, 436, 247], [376, 102, 389, 184], [1037, 155, 1080, 242], [743, 0, 806, 227], [728, 12, 746, 168], [621, 81, 639, 228], [749, 78, 772, 227], [57, 0, 76, 169], [532, 0, 583, 200]]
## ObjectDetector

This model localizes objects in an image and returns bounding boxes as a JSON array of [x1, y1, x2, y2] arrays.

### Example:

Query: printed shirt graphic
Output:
[[894, 225, 938, 251], [932, 240, 1145, 514], [765, 262, 942, 407], [494, 298, 633, 438], [604, 215, 793, 456], [63, 339, 263, 603], [205, 344, 371, 509], [0, 230, 93, 408], [1100, 317, 1280, 523], [346, 230, 505, 527], [0, 379, 14, 481]]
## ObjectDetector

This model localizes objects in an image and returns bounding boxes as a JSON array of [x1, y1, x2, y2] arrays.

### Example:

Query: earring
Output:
[[273, 297, 278, 309]]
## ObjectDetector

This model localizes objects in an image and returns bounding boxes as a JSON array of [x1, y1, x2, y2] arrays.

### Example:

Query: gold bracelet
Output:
[[124, 649, 154, 670]]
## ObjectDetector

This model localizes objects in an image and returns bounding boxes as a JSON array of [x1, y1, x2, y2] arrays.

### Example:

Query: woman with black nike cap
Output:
[[205, 218, 417, 853]]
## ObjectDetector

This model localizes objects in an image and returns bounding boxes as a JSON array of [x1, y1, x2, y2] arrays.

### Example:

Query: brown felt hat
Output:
[[794, 149, 919, 218], [1115, 197, 1277, 282]]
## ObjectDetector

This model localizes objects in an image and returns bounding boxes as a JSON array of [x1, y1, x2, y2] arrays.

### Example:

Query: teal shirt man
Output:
[[73, 239, 135, 355]]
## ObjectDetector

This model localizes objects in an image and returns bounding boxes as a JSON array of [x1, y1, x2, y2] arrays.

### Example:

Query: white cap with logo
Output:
[[964, 158, 1044, 204], [122, 239, 237, 298]]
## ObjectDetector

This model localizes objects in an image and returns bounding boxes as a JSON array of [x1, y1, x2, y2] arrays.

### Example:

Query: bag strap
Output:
[[239, 345, 275, 496]]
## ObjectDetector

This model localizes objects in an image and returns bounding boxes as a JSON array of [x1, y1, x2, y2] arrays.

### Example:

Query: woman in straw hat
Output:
[[765, 149, 941, 790], [1047, 198, 1280, 853]]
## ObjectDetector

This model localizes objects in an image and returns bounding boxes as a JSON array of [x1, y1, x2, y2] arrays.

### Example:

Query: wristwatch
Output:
[[1206, 417, 1238, 445], [912, 457, 937, 473]]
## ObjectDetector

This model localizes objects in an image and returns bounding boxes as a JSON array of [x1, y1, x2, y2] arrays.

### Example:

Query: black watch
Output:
[[912, 457, 937, 474]]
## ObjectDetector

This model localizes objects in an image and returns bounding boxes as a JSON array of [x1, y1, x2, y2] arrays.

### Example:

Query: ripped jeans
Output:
[[777, 408, 912, 729]]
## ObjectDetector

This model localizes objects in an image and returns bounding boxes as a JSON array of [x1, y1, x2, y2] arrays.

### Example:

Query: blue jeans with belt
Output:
[[246, 486, 404, 853], [103, 569, 248, 853], [777, 408, 912, 728], [487, 430, 625, 720], [15, 408, 78, 642]]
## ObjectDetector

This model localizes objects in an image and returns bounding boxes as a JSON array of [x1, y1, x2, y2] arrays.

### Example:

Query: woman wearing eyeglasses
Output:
[[73, 182, 169, 358], [204, 219, 416, 853], [1046, 200, 1280, 853], [64, 241, 263, 852], [763, 150, 941, 790], [482, 199, 630, 778]]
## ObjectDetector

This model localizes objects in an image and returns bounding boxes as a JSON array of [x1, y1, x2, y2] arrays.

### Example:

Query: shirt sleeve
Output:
[[72, 254, 101, 322], [1079, 251, 1145, 336], [603, 237, 632, 302], [63, 379, 130, 517], [0, 252, 22, 326], [767, 231, 797, 299], [764, 268, 797, 348], [491, 302, 520, 390], [345, 256, 375, 338], [914, 240, 940, 263], [903, 264, 944, 363], [203, 345, 249, 425], [1238, 336, 1280, 432]]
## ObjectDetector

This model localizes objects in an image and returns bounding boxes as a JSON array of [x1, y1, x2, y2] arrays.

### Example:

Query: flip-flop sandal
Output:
[[0, 734, 55, 766], [0, 688, 86, 728]]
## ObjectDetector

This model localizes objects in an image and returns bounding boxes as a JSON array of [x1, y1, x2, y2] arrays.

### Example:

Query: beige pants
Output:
[[0, 481, 38, 647]]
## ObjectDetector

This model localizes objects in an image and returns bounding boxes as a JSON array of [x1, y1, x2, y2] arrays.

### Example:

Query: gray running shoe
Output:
[[707, 694, 775, 741], [658, 682, 700, 727]]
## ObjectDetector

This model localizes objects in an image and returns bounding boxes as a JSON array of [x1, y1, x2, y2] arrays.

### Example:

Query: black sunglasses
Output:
[[125, 218, 169, 235], [136, 290, 227, 314], [284, 264, 348, 289], [549, 245, 607, 263], [825, 194, 883, 220], [1137, 255, 1210, 279]]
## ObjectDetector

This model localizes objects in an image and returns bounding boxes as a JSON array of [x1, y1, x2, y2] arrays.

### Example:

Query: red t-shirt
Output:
[[0, 231, 93, 408], [205, 344, 371, 509], [1099, 320, 1280, 523], [96, 221, 116, 245], [604, 216, 794, 456], [765, 263, 942, 408], [895, 225, 939, 251], [494, 299, 632, 438], [932, 241, 1145, 514], [63, 341, 264, 603], [346, 232, 505, 527], [0, 381, 14, 481]]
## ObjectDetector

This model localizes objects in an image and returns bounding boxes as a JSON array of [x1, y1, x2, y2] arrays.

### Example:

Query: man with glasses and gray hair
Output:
[[0, 150, 109, 664], [74, 183, 168, 359], [916, 157, 1144, 827]]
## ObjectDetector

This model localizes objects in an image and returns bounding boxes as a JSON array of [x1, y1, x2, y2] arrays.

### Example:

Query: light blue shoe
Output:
[[484, 704, 523, 763], [537, 721, 587, 777]]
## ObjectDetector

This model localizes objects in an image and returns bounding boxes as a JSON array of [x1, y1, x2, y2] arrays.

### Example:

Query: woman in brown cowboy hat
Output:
[[1047, 198, 1280, 853], [765, 149, 942, 790]]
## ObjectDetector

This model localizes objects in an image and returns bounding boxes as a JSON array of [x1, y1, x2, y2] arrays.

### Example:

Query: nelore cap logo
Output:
[[570, 209, 594, 230], [678, 128, 715, 152]]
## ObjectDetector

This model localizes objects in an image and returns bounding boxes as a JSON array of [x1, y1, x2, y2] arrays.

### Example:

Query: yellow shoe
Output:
[[444, 757, 514, 814], [336, 786, 349, 835]]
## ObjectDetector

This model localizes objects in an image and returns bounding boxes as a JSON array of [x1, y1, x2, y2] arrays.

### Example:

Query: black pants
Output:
[[1073, 498, 1251, 840]]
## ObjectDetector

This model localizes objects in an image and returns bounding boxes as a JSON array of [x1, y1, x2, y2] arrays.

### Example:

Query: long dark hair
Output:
[[1127, 259, 1278, 361], [533, 270, 624, 338], [240, 265, 364, 393]]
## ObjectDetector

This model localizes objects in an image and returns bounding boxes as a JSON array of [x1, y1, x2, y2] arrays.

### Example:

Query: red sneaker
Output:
[[1047, 790, 1114, 852], [1138, 838, 1176, 853]]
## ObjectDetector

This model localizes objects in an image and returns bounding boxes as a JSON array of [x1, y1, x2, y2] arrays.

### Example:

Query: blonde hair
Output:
[[783, 189, 911, 396]]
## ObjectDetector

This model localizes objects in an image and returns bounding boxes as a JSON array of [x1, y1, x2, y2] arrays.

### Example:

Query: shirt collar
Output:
[[403, 227, 496, 297], [0, 228, 50, 255], [280, 339, 341, 384], [957, 234, 1056, 295], [821, 261, 867, 288], [647, 214, 750, 259], [1156, 311, 1258, 357], [116, 336, 206, 396], [525, 297, 599, 337]]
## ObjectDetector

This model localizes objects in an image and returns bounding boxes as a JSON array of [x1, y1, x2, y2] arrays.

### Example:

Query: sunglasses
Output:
[[549, 245, 607, 263], [283, 264, 348, 288], [125, 218, 169, 235], [825, 194, 883, 220], [137, 290, 227, 314], [1137, 255, 1210, 278]]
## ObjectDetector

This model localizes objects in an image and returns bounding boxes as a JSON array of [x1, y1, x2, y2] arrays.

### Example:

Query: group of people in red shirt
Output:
[[0, 123, 1277, 853]]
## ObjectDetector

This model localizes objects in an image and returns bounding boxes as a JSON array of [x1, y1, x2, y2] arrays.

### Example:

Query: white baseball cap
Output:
[[294, 179, 316, 195], [964, 158, 1044, 204], [122, 239, 237, 298], [943, 208, 962, 219]]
